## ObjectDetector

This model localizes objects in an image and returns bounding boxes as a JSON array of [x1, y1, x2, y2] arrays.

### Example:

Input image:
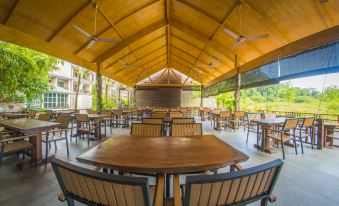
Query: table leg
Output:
[[95, 119, 101, 140]]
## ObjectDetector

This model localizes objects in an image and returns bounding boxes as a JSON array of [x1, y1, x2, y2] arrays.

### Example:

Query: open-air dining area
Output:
[[1, 0, 339, 205]]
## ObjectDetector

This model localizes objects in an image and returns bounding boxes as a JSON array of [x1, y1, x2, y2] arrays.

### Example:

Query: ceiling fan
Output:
[[224, 3, 269, 50], [73, 4, 120, 49], [196, 48, 219, 69], [118, 48, 141, 68]]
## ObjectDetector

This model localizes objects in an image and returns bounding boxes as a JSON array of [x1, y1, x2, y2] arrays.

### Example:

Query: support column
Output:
[[200, 85, 203, 107], [234, 55, 241, 111], [96, 60, 103, 114]]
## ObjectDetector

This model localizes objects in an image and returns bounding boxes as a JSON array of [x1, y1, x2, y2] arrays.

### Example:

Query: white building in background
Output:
[[33, 61, 130, 110]]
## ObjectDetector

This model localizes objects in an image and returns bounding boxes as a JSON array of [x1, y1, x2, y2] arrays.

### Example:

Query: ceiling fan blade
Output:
[[231, 40, 242, 51], [244, 34, 269, 41], [86, 40, 96, 49], [96, 38, 121, 43], [118, 60, 126, 65], [73, 24, 92, 38], [223, 28, 240, 39]]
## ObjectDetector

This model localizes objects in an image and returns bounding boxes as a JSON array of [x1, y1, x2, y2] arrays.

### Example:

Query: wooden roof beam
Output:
[[3, 0, 20, 25], [47, 1, 92, 41], [165, 0, 171, 67], [94, 19, 167, 62], [170, 61, 203, 84]]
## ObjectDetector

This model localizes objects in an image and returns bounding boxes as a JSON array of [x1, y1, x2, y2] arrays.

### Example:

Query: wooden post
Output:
[[317, 118, 324, 149], [96, 60, 103, 114], [200, 85, 203, 107], [234, 55, 241, 111], [118, 89, 121, 107]]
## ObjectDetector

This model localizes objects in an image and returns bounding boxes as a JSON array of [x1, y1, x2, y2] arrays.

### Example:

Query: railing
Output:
[[259, 110, 339, 122]]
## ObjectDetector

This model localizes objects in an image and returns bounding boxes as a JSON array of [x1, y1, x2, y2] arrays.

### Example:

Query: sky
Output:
[[281, 73, 339, 91]]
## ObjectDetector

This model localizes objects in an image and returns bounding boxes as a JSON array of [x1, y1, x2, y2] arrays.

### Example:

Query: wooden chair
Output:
[[174, 159, 283, 206], [230, 111, 245, 130], [171, 123, 202, 136], [51, 158, 164, 206], [86, 108, 96, 114], [42, 115, 70, 162], [216, 111, 232, 131], [112, 109, 128, 127], [142, 118, 164, 124], [170, 112, 184, 118], [100, 110, 114, 137], [38, 113, 52, 121], [27, 110, 37, 119], [172, 118, 194, 124], [0, 134, 37, 167], [245, 113, 262, 144], [296, 117, 315, 151], [131, 123, 163, 137], [267, 118, 299, 159], [45, 110, 56, 121], [151, 111, 167, 118], [74, 114, 95, 145], [264, 113, 277, 119]]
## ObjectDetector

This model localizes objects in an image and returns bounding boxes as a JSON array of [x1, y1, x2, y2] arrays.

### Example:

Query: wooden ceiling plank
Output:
[[170, 57, 205, 80], [0, 23, 96, 70], [104, 44, 166, 71], [170, 61, 203, 83], [190, 0, 239, 78], [242, 0, 288, 44], [127, 61, 167, 82], [114, 0, 159, 25], [47, 1, 92, 41], [175, 0, 221, 27], [170, 19, 234, 61], [206, 25, 339, 87], [94, 19, 167, 62], [136, 83, 197, 87], [3, 0, 20, 25]]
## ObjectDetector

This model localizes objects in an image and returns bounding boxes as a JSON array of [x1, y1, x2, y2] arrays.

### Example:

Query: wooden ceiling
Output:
[[0, 0, 338, 87]]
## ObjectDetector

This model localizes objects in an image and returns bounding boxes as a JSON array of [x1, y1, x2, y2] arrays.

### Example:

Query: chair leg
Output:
[[65, 131, 69, 156], [246, 128, 250, 144], [54, 141, 57, 151], [281, 140, 285, 160], [260, 197, 269, 206], [45, 141, 49, 164], [311, 127, 314, 150], [66, 198, 75, 206]]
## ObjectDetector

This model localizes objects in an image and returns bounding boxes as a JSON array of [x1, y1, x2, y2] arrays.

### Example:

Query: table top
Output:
[[88, 114, 107, 119], [77, 135, 249, 174], [0, 119, 60, 134], [252, 118, 287, 126], [324, 122, 339, 127], [3, 113, 28, 117]]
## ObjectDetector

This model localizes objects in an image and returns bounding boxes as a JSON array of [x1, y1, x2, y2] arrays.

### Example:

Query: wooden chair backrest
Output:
[[86, 108, 96, 114], [38, 114, 51, 121], [283, 118, 299, 130], [301, 117, 315, 128], [112, 109, 123, 116], [171, 123, 202, 136], [51, 158, 151, 206], [101, 110, 112, 117], [220, 111, 231, 118], [131, 123, 163, 137], [264, 113, 277, 119], [184, 159, 283, 206], [56, 115, 70, 129], [234, 111, 245, 117], [45, 110, 53, 116], [169, 112, 184, 118], [152, 112, 167, 118], [172, 118, 194, 124], [74, 114, 89, 122], [27, 110, 37, 118], [142, 118, 164, 124], [247, 113, 262, 122]]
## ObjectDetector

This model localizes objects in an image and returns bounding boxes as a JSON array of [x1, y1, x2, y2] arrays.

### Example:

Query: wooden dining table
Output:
[[0, 118, 60, 168], [2, 113, 28, 119], [252, 117, 287, 153], [77, 134, 249, 196], [88, 114, 108, 139]]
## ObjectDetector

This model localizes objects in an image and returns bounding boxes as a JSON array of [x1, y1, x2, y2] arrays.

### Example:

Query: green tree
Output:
[[0, 41, 58, 102]]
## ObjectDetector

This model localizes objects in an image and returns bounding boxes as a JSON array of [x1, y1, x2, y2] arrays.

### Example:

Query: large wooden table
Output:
[[252, 118, 287, 153], [0, 119, 60, 165], [77, 134, 249, 174]]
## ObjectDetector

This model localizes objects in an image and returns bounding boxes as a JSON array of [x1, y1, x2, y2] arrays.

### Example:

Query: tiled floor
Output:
[[1, 119, 339, 206]]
